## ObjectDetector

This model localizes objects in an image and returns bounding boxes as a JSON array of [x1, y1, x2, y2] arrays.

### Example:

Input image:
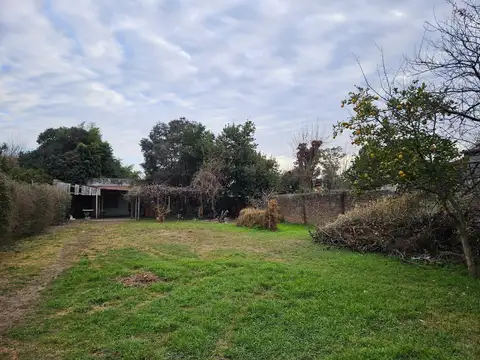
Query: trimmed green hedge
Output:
[[0, 173, 71, 242]]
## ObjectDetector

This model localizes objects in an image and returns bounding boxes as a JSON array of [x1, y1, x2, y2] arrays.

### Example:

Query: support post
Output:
[[95, 193, 99, 219], [133, 198, 136, 220], [137, 196, 140, 220]]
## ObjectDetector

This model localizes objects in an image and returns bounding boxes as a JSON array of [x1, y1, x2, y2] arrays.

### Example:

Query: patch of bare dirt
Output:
[[119, 272, 163, 287], [0, 346, 18, 360], [0, 229, 92, 335]]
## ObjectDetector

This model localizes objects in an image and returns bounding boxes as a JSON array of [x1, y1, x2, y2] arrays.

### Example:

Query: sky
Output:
[[0, 0, 451, 172]]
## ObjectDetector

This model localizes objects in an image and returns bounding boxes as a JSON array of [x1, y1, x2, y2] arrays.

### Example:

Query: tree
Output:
[[277, 170, 302, 194], [0, 143, 52, 184], [295, 140, 323, 190], [319, 146, 346, 190], [114, 163, 141, 180], [192, 160, 224, 217], [215, 120, 280, 202], [140, 118, 214, 186], [19, 124, 131, 184], [410, 0, 480, 131], [336, 81, 479, 276], [290, 121, 326, 191]]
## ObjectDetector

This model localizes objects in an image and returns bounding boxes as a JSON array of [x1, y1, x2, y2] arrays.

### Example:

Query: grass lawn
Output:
[[0, 221, 479, 359]]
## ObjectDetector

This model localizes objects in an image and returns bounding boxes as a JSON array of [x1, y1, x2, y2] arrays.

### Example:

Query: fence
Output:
[[276, 190, 394, 225]]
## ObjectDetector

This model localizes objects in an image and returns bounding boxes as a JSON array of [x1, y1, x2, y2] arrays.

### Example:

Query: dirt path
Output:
[[0, 228, 92, 335]]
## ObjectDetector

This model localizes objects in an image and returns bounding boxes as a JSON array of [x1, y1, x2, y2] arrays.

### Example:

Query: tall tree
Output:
[[19, 124, 129, 184], [0, 143, 51, 184], [295, 140, 323, 190], [319, 146, 346, 190], [140, 118, 214, 186], [337, 81, 479, 276], [215, 120, 279, 202], [410, 0, 480, 133], [277, 170, 302, 194]]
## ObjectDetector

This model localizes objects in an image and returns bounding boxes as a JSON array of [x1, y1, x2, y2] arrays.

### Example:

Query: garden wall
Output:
[[276, 190, 394, 225], [0, 173, 71, 243]]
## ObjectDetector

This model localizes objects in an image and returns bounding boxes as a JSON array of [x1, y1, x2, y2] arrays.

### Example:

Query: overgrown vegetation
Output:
[[18, 123, 139, 185], [141, 119, 279, 206], [311, 194, 480, 263], [0, 173, 70, 243]]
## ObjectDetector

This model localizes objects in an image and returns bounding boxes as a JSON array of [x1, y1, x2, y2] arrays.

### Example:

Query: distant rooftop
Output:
[[87, 178, 135, 187]]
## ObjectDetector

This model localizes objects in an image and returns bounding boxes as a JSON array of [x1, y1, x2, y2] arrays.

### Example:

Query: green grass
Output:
[[1, 221, 480, 359]]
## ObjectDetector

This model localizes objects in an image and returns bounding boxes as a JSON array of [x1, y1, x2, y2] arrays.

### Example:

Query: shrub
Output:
[[310, 193, 479, 262], [0, 177, 71, 243], [0, 173, 12, 238], [264, 199, 279, 231], [236, 199, 280, 231], [237, 208, 266, 229]]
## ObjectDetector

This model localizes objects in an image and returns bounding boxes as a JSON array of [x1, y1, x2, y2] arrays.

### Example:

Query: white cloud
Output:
[[0, 0, 452, 169]]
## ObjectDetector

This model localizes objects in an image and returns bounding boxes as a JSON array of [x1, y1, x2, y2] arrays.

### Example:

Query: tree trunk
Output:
[[455, 217, 478, 277], [448, 198, 478, 277], [198, 194, 203, 218], [211, 198, 216, 219]]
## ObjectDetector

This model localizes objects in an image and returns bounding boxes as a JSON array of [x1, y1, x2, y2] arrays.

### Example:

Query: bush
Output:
[[237, 208, 266, 229], [264, 199, 279, 231], [0, 173, 12, 238], [0, 176, 71, 243], [236, 199, 280, 231], [310, 193, 479, 262]]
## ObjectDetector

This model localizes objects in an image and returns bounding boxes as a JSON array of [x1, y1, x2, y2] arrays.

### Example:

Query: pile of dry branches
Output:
[[311, 194, 479, 263]]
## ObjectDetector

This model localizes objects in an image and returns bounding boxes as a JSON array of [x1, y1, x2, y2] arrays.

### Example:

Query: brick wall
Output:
[[276, 190, 394, 225]]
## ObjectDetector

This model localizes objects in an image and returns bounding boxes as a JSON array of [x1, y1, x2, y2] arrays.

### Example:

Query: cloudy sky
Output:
[[0, 0, 450, 171]]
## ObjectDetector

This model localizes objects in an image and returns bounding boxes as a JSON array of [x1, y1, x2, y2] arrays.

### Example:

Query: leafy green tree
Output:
[[19, 124, 131, 184], [319, 146, 346, 190], [277, 170, 302, 194], [0, 143, 52, 184], [114, 163, 141, 180], [215, 121, 280, 202], [336, 81, 479, 276], [140, 118, 214, 186]]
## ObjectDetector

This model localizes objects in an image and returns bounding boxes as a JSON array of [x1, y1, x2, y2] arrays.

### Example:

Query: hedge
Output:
[[0, 173, 71, 243]]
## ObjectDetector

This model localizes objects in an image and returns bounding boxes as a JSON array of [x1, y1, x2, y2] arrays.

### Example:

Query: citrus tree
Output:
[[335, 81, 479, 276]]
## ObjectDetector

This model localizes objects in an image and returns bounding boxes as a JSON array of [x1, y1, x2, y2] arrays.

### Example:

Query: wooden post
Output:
[[95, 194, 99, 219], [101, 193, 104, 218], [168, 196, 171, 212], [137, 196, 141, 220], [134, 197, 137, 220]]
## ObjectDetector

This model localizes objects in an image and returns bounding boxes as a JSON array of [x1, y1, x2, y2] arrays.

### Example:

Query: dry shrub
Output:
[[264, 199, 279, 231], [237, 208, 266, 228], [310, 193, 477, 262], [0, 173, 11, 238], [236, 199, 280, 231], [1, 177, 70, 243]]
